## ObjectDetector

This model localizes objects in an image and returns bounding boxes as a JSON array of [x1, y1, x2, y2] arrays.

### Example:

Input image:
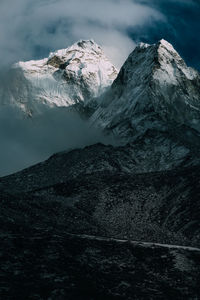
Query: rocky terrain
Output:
[[1, 143, 200, 298], [1, 142, 200, 247], [1, 231, 200, 299]]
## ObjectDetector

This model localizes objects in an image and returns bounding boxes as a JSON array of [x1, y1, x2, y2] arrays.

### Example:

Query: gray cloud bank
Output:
[[0, 0, 163, 68], [0, 106, 117, 176]]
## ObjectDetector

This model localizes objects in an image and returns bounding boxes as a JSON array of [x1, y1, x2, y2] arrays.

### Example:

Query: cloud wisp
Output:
[[0, 106, 118, 177]]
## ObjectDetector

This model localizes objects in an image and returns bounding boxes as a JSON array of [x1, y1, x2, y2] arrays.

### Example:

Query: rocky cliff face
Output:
[[0, 40, 118, 116]]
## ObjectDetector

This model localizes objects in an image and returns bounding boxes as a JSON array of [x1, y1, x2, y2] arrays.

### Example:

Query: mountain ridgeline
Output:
[[0, 39, 200, 299], [91, 39, 200, 171]]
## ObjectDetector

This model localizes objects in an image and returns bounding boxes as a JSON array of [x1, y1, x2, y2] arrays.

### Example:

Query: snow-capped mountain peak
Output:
[[48, 39, 102, 59], [92, 39, 200, 131], [158, 39, 177, 52], [1, 40, 118, 115], [91, 39, 200, 170], [137, 39, 181, 58], [154, 39, 198, 83], [118, 38, 198, 88]]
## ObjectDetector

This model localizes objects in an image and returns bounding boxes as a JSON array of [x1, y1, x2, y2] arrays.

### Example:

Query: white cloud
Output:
[[0, 0, 164, 67]]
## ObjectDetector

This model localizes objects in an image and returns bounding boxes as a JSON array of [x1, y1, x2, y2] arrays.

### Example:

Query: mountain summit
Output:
[[92, 39, 200, 136], [0, 40, 118, 115], [90, 39, 200, 170]]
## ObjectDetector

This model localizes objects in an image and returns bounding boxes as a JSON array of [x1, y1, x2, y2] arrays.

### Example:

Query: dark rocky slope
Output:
[[0, 143, 200, 298], [1, 232, 200, 300]]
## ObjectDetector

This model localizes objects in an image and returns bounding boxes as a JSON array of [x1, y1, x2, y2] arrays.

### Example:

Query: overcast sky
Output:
[[0, 0, 199, 176]]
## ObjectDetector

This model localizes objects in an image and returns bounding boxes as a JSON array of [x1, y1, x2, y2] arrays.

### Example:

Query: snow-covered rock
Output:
[[92, 39, 200, 136], [91, 39, 200, 170], [0, 40, 118, 116]]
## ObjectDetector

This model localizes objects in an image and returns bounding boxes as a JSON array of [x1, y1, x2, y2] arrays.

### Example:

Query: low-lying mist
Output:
[[0, 106, 115, 177]]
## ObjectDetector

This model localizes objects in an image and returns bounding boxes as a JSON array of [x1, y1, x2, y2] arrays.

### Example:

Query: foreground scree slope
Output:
[[0, 39, 200, 299], [1, 157, 200, 298]]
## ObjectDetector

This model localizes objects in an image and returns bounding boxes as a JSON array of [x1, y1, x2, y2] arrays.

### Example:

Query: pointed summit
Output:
[[48, 39, 104, 64], [136, 39, 178, 55], [158, 39, 176, 51], [109, 38, 199, 93], [92, 39, 200, 133], [91, 39, 200, 169]]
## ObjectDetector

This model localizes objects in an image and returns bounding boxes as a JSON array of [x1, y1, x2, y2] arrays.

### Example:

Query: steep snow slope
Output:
[[0, 40, 118, 115], [91, 39, 200, 170], [92, 39, 200, 137]]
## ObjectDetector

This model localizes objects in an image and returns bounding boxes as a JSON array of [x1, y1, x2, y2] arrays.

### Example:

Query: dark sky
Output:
[[130, 0, 200, 70]]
